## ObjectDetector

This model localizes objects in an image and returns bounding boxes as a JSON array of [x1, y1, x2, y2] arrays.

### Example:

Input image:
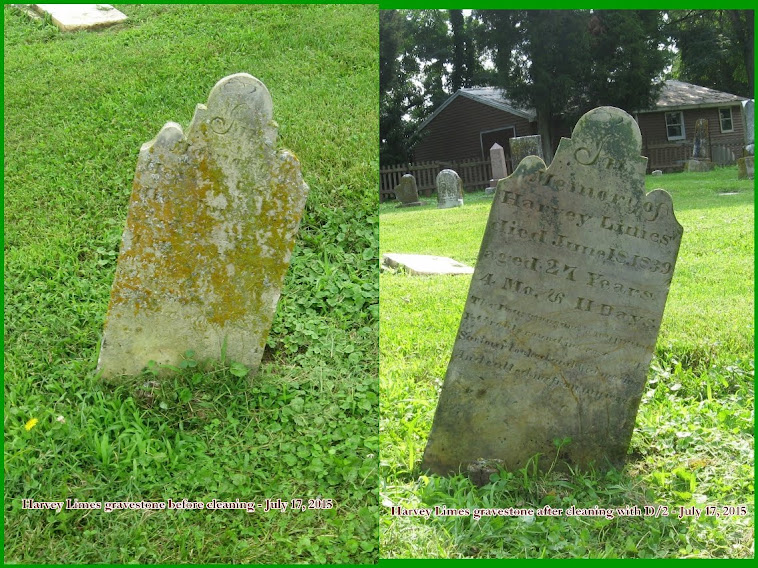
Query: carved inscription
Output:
[[422, 107, 683, 476]]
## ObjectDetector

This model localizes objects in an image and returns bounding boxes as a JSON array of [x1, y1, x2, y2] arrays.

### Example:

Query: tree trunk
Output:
[[537, 110, 554, 164], [727, 10, 754, 98]]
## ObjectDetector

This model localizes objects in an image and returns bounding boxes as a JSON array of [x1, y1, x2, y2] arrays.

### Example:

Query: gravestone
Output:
[[692, 118, 709, 160], [437, 169, 463, 209], [485, 143, 508, 195], [395, 174, 422, 207], [743, 99, 754, 154], [737, 155, 754, 180], [686, 118, 713, 172], [510, 135, 544, 172], [422, 107, 683, 477], [98, 73, 309, 378]]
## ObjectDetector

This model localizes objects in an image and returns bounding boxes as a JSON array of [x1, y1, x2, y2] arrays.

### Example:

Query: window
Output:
[[665, 111, 685, 140], [719, 107, 734, 132]]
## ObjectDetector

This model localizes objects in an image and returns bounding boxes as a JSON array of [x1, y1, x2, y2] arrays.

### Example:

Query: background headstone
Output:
[[510, 135, 544, 172], [486, 143, 508, 195], [422, 107, 683, 477], [742, 99, 754, 156], [436, 169, 463, 209], [686, 118, 713, 172], [395, 174, 422, 207], [737, 155, 754, 180], [692, 118, 710, 160], [98, 73, 309, 378]]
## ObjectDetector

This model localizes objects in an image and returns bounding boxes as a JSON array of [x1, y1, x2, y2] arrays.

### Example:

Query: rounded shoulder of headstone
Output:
[[514, 154, 546, 175], [436, 168, 460, 181], [206, 73, 274, 124], [155, 121, 185, 148]]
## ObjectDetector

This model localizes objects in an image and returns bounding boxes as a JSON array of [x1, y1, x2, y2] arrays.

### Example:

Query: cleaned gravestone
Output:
[[395, 174, 422, 207], [422, 107, 683, 478], [486, 143, 508, 195], [437, 169, 463, 209], [98, 73, 309, 379], [33, 4, 127, 31], [510, 135, 544, 172], [383, 253, 473, 276]]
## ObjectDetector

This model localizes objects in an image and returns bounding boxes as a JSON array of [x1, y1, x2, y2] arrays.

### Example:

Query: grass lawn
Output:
[[380, 167, 754, 558], [4, 5, 378, 563]]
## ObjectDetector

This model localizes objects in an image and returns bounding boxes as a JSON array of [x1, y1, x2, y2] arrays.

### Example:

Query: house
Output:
[[411, 87, 541, 173], [411, 81, 750, 173], [634, 80, 749, 171]]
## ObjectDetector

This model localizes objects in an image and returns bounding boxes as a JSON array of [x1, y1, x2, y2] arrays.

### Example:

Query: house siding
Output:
[[637, 105, 745, 148], [413, 96, 536, 162]]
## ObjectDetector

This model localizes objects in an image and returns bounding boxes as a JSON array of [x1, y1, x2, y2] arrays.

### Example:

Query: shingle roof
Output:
[[418, 80, 749, 129], [637, 80, 748, 113], [417, 87, 537, 132]]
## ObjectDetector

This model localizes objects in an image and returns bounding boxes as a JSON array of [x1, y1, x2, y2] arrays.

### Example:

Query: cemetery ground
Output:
[[380, 167, 753, 558], [4, 5, 378, 564]]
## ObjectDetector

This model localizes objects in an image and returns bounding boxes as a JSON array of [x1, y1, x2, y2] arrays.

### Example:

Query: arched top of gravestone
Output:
[[203, 73, 274, 132], [144, 73, 278, 155], [511, 106, 678, 228], [570, 106, 643, 163], [437, 168, 461, 182]]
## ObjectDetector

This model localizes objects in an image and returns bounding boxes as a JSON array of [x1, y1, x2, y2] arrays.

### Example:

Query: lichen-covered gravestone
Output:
[[98, 73, 309, 378], [423, 107, 682, 477], [395, 174, 422, 207], [437, 169, 463, 209], [510, 135, 544, 172]]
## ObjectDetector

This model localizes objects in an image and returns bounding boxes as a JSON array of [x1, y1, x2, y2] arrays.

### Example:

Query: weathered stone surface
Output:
[[383, 253, 473, 276], [98, 73, 309, 378], [488, 143, 508, 190], [437, 169, 463, 209], [692, 118, 710, 160], [33, 4, 127, 31], [684, 159, 714, 172], [422, 107, 682, 475], [743, 99, 754, 151], [737, 156, 754, 180], [395, 174, 421, 207], [510, 135, 544, 172]]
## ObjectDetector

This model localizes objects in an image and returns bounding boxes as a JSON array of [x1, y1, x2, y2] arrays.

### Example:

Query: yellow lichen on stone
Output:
[[97, 74, 309, 379]]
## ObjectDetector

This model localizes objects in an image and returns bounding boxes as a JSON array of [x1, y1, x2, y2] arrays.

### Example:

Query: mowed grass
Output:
[[379, 167, 754, 558], [4, 5, 378, 564]]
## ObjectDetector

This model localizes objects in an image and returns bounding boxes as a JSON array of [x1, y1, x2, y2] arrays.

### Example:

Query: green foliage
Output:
[[4, 4, 377, 563], [379, 9, 494, 166], [476, 10, 670, 160], [380, 168, 754, 558], [667, 10, 754, 98]]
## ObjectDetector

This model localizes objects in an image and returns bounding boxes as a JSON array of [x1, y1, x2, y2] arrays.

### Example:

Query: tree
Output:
[[667, 10, 753, 98], [476, 10, 669, 162], [379, 10, 423, 166], [380, 9, 493, 165]]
